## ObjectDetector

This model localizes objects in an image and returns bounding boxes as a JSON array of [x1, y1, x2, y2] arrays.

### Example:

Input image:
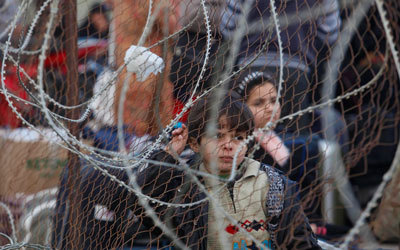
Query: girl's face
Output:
[[246, 82, 281, 129]]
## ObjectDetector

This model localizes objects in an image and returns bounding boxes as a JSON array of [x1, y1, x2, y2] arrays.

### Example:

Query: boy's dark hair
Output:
[[232, 71, 276, 101], [187, 92, 255, 142]]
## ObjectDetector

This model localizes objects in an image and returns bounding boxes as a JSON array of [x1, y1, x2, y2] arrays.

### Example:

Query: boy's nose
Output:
[[221, 138, 234, 150]]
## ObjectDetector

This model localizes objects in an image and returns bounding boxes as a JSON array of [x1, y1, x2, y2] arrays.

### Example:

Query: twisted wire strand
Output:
[[127, 0, 213, 171], [205, 0, 256, 188], [35, 2, 201, 111], [319, 0, 378, 243], [1, 0, 200, 126], [0, 0, 96, 173], [12, 43, 383, 193], [0, 202, 17, 243], [0, 4, 202, 242], [132, 0, 292, 168], [0, 0, 388, 211], [129, 0, 277, 170], [0, 43, 42, 55], [0, 233, 14, 245], [0, 0, 94, 125], [0, 0, 32, 125], [116, 0, 162, 154], [0, 0, 278, 172], [1, 242, 51, 250], [231, 0, 283, 181], [0, 1, 398, 247], [339, 0, 400, 247], [0, 0, 29, 41], [339, 135, 400, 248], [168, 150, 271, 249], [19, 0, 52, 51], [114, 0, 193, 236], [266, 0, 283, 131], [375, 0, 400, 80]]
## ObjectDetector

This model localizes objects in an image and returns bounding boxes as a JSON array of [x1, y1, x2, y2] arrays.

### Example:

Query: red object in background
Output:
[[44, 39, 107, 74], [0, 65, 37, 128], [173, 98, 190, 123], [0, 39, 107, 128]]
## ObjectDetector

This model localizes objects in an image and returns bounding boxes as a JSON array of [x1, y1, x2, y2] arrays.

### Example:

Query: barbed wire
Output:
[[339, 0, 400, 247], [0, 0, 399, 248], [0, 202, 17, 243]]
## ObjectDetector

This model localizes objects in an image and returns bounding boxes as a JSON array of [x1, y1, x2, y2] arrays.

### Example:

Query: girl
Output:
[[234, 71, 290, 168], [233, 71, 322, 223]]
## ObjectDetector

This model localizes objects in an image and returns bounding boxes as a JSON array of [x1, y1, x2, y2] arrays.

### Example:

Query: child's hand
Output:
[[255, 130, 289, 167], [165, 123, 188, 156]]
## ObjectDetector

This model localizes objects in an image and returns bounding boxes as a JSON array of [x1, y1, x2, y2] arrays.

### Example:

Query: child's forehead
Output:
[[217, 115, 246, 133], [217, 115, 231, 129], [250, 82, 276, 94]]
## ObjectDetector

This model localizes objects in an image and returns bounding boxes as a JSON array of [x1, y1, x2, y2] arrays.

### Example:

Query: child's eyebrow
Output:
[[217, 121, 228, 130]]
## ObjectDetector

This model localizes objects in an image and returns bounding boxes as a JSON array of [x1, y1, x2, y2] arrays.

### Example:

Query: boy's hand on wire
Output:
[[165, 123, 188, 156]]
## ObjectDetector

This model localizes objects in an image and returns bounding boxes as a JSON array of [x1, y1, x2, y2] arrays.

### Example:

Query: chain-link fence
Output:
[[0, 0, 399, 249]]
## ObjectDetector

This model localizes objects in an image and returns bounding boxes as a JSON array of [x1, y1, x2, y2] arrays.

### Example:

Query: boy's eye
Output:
[[212, 133, 223, 139], [233, 135, 245, 141]]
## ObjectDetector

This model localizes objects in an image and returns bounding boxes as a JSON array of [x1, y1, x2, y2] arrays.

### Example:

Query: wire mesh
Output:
[[0, 0, 399, 249]]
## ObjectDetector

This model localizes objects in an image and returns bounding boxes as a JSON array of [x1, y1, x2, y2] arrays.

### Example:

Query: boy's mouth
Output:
[[219, 156, 233, 163]]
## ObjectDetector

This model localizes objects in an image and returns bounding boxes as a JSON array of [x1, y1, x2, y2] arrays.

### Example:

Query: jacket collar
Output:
[[241, 157, 261, 179], [199, 157, 261, 181]]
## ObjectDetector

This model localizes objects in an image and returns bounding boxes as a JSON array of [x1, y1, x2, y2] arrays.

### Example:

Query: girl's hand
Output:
[[255, 130, 289, 167], [165, 123, 188, 156]]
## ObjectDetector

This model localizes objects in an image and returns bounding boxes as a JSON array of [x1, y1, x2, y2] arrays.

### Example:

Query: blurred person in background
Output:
[[220, 0, 341, 134], [78, 3, 110, 40], [232, 70, 323, 226]]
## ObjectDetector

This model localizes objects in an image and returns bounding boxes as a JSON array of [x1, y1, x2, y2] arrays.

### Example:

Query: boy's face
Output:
[[246, 82, 281, 129], [192, 116, 248, 176]]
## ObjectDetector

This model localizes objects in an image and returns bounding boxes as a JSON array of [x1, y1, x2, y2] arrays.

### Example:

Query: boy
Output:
[[135, 92, 320, 249]]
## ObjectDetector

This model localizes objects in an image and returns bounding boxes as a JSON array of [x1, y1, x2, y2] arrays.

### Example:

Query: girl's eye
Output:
[[253, 100, 263, 107], [269, 98, 277, 105]]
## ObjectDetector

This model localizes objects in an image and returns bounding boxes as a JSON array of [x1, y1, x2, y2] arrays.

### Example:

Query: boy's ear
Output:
[[188, 137, 200, 153]]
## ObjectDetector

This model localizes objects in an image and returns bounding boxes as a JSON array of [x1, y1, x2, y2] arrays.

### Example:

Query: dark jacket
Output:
[[253, 131, 322, 220], [53, 152, 321, 249], [135, 150, 321, 249], [220, 0, 341, 72], [52, 160, 135, 249]]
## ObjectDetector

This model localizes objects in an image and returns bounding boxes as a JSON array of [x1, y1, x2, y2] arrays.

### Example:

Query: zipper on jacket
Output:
[[227, 181, 237, 213], [226, 170, 244, 214]]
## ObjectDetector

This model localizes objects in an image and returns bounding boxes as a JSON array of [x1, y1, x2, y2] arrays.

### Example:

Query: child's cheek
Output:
[[239, 146, 248, 158], [200, 141, 218, 157]]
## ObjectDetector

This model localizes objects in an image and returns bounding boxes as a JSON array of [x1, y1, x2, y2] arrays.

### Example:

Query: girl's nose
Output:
[[266, 103, 275, 113]]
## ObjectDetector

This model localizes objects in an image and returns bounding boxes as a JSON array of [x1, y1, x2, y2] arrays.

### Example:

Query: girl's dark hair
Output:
[[187, 92, 255, 142], [233, 71, 276, 100]]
